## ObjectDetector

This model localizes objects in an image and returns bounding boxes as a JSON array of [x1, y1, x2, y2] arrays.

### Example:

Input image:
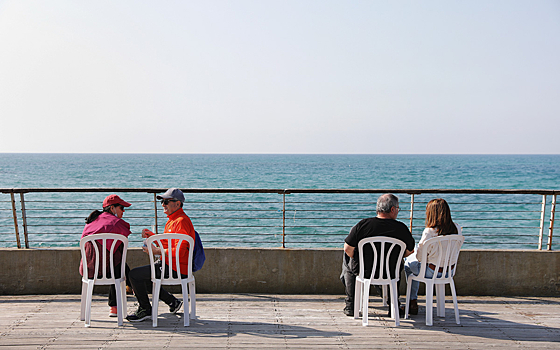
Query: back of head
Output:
[[376, 193, 398, 214], [425, 198, 458, 235]]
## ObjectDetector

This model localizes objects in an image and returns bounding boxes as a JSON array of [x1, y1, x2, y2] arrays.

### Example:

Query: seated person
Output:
[[403, 198, 462, 315], [79, 194, 132, 318], [340, 193, 415, 317], [126, 188, 196, 322]]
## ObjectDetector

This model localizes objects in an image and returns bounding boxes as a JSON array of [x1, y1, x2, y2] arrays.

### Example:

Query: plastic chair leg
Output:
[[80, 282, 87, 321], [362, 280, 371, 326], [425, 283, 434, 326], [382, 285, 388, 306], [404, 276, 412, 320], [436, 284, 445, 317], [85, 280, 94, 327], [181, 281, 189, 327], [120, 280, 127, 320], [354, 280, 362, 319], [189, 281, 196, 320], [115, 280, 124, 326], [389, 281, 400, 326], [449, 279, 460, 324], [152, 281, 161, 327]]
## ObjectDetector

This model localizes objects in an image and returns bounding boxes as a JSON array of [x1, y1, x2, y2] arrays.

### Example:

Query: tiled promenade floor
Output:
[[1, 294, 559, 349]]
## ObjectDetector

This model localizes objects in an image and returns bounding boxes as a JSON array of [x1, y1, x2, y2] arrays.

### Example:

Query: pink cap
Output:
[[103, 195, 132, 208]]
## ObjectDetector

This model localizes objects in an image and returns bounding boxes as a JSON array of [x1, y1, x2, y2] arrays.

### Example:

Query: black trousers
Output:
[[129, 262, 186, 311], [108, 263, 130, 307], [340, 253, 402, 309]]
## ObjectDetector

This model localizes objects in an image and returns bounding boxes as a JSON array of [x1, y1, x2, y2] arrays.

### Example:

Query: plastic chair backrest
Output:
[[357, 236, 406, 282], [80, 233, 128, 283], [417, 235, 465, 279], [146, 233, 195, 283]]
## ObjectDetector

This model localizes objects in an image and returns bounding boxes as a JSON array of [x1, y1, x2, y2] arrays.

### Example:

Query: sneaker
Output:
[[109, 306, 118, 317], [343, 306, 354, 317], [169, 299, 183, 314], [126, 307, 152, 322]]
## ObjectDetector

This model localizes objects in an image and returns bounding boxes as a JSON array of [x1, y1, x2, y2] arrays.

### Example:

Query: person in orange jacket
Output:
[[126, 188, 196, 322]]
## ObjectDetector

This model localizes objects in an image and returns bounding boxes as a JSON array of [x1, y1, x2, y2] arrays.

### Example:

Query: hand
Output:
[[143, 244, 162, 256], [141, 229, 154, 238]]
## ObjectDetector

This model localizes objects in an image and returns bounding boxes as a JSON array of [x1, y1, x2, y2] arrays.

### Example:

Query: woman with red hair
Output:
[[403, 198, 462, 315]]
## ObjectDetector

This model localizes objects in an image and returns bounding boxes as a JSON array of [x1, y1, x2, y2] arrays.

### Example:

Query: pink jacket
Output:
[[79, 212, 131, 278]]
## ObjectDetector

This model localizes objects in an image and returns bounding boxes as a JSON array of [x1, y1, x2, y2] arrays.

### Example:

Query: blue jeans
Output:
[[404, 260, 442, 300]]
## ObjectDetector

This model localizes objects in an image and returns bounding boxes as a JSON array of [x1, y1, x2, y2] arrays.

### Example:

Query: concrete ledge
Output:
[[1, 248, 559, 296]]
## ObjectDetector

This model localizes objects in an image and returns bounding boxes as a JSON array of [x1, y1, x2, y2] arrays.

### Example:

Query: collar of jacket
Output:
[[167, 207, 186, 220]]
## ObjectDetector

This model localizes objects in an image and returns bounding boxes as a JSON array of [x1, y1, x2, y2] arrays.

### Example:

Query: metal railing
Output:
[[0, 188, 558, 250]]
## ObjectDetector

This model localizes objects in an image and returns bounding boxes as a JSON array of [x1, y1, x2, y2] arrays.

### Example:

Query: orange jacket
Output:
[[148, 208, 195, 274]]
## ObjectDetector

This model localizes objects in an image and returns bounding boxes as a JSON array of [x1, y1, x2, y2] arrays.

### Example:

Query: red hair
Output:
[[425, 198, 458, 236]]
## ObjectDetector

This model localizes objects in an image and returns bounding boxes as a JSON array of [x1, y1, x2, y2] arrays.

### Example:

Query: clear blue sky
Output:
[[1, 0, 559, 154]]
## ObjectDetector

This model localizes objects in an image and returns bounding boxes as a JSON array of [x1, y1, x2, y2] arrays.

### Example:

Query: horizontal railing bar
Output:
[[3, 188, 560, 195], [185, 225, 282, 228], [441, 219, 539, 221], [19, 199, 542, 206], [287, 201, 542, 205], [2, 187, 557, 249], [19, 209, 282, 213], [23, 214, 282, 218], [1, 188, 287, 194], [461, 234, 538, 237]]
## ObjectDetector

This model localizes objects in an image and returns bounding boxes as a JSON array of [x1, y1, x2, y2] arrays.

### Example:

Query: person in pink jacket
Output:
[[79, 195, 132, 317]]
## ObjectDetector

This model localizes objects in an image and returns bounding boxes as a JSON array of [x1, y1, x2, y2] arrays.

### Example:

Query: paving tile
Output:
[[0, 294, 559, 349]]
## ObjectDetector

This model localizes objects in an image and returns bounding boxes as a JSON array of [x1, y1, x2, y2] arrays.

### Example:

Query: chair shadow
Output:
[[125, 314, 351, 339], [396, 302, 560, 343], [120, 293, 351, 339]]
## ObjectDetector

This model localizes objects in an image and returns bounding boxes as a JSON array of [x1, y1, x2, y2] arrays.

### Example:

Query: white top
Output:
[[416, 223, 462, 265]]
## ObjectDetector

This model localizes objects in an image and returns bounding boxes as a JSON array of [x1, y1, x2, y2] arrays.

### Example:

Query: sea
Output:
[[0, 154, 559, 249]]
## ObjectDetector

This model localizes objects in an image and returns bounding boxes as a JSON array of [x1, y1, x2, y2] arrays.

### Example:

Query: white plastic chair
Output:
[[146, 233, 196, 327], [80, 233, 128, 327], [354, 236, 406, 326], [404, 235, 465, 326]]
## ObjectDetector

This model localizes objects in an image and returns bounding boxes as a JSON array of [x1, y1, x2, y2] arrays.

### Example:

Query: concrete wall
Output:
[[1, 248, 559, 296]]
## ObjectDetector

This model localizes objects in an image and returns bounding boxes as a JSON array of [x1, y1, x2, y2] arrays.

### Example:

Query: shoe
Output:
[[387, 300, 405, 318], [388, 306, 406, 318], [126, 307, 152, 322], [399, 299, 419, 316], [409, 299, 419, 315], [109, 306, 118, 317], [169, 299, 183, 314], [343, 306, 354, 317]]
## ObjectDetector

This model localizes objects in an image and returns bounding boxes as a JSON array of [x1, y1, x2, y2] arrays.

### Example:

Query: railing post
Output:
[[153, 193, 159, 234], [409, 193, 415, 233], [548, 194, 556, 251], [10, 192, 21, 249], [282, 191, 286, 248], [538, 195, 547, 250], [20, 193, 29, 249]]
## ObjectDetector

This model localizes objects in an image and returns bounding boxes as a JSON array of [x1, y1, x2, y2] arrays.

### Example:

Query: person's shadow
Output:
[[124, 294, 351, 340], [374, 297, 560, 343]]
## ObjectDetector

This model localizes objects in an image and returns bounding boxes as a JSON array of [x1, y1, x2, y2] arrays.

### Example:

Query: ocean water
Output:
[[0, 154, 559, 249], [1, 153, 559, 189]]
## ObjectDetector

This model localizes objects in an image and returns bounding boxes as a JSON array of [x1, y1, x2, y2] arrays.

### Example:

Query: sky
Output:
[[0, 0, 559, 154]]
